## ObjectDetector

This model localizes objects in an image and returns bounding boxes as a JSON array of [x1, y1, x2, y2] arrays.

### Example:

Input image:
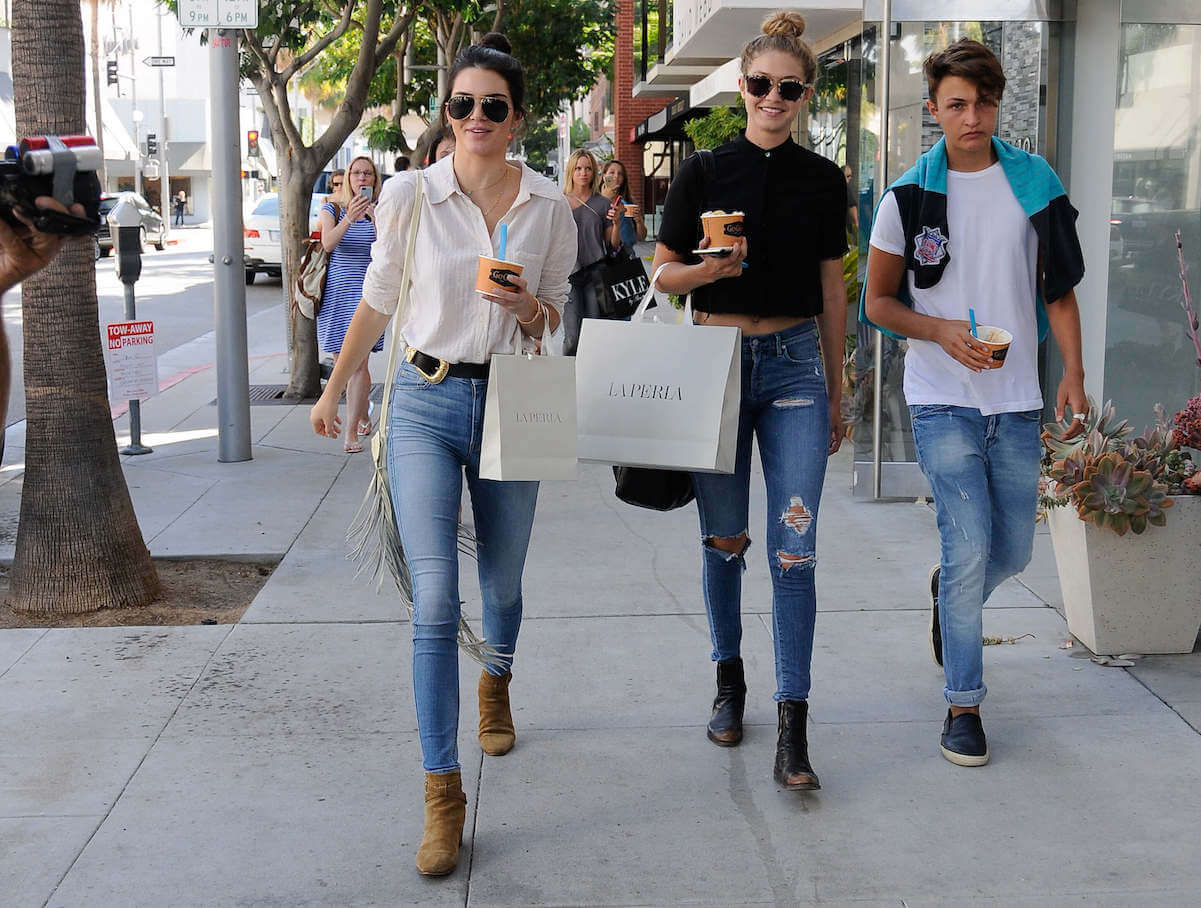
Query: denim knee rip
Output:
[[778, 496, 817, 574], [702, 531, 751, 568]]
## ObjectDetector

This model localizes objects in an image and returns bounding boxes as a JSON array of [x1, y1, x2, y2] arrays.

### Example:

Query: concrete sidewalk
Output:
[[3, 338, 1201, 905]]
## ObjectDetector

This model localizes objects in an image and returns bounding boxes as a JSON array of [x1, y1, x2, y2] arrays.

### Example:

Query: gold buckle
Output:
[[405, 347, 449, 384]]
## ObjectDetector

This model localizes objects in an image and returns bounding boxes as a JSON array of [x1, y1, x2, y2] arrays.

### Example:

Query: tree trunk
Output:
[[393, 38, 411, 154], [280, 150, 322, 400], [87, 0, 106, 188], [8, 0, 158, 613]]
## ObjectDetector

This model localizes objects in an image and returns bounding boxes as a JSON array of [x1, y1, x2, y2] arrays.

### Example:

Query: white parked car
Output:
[[242, 193, 327, 284]]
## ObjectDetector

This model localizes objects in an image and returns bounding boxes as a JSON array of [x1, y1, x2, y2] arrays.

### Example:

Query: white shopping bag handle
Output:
[[634, 263, 692, 326]]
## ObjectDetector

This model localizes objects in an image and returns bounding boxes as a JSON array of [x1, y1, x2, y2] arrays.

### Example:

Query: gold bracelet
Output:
[[516, 301, 543, 326]]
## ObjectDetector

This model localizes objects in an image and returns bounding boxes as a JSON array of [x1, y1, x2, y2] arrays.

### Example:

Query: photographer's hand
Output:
[[0, 195, 85, 295]]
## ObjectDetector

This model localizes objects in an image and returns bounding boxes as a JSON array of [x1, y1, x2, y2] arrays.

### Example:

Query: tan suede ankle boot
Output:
[[477, 669, 516, 756], [415, 771, 467, 876]]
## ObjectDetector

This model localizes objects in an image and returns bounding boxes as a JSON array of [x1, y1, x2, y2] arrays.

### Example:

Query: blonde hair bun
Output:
[[762, 11, 806, 39]]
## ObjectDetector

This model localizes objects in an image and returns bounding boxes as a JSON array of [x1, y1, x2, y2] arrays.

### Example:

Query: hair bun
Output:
[[479, 32, 512, 55], [761, 11, 805, 39]]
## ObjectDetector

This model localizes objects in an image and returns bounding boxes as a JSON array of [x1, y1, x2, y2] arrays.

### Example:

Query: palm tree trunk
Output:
[[9, 0, 158, 613]]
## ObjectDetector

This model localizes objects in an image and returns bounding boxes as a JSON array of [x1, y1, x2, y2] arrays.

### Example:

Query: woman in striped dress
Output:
[[317, 155, 383, 453]]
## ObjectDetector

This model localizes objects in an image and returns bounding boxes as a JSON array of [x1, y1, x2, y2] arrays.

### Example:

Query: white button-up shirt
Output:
[[361, 155, 577, 364]]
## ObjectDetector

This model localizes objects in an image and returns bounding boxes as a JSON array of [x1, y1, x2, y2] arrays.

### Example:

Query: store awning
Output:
[[632, 97, 706, 144]]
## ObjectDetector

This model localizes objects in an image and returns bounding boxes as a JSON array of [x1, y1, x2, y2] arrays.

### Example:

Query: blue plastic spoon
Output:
[[968, 307, 979, 339], [498, 223, 508, 261]]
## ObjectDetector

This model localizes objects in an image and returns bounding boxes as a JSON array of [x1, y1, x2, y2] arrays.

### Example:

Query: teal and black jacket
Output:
[[858, 136, 1085, 340]]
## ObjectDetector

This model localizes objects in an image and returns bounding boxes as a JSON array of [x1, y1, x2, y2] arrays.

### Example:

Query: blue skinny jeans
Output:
[[692, 321, 831, 702], [386, 361, 539, 774]]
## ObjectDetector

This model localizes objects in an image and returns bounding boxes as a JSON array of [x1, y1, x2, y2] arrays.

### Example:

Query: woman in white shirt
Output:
[[310, 32, 576, 878]]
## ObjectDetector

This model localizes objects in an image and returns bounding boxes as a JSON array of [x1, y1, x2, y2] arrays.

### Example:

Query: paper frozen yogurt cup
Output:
[[476, 255, 524, 295], [975, 325, 1012, 366], [700, 209, 745, 245], [623, 203, 640, 218]]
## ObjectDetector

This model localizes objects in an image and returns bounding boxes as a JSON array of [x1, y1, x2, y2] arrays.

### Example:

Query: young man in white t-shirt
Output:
[[863, 39, 1087, 767]]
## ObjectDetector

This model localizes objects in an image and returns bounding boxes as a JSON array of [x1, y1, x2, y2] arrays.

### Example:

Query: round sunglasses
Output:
[[446, 94, 511, 124], [744, 74, 810, 102]]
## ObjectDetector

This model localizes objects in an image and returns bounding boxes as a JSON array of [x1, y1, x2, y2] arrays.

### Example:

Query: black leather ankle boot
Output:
[[706, 658, 746, 746], [773, 700, 820, 790]]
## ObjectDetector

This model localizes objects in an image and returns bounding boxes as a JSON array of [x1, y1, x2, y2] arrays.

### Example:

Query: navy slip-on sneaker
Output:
[[940, 709, 989, 766]]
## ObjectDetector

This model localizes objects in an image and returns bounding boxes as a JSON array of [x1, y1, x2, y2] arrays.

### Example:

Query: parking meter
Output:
[[105, 197, 152, 454], [107, 198, 142, 284]]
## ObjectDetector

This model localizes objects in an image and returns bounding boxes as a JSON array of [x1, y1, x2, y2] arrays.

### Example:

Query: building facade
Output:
[[617, 0, 1201, 498]]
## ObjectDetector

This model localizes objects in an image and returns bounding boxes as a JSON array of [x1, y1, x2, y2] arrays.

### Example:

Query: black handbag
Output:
[[597, 249, 649, 319], [612, 465, 695, 511]]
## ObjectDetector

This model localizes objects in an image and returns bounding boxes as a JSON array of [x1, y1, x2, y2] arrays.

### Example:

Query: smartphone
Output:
[[359, 185, 372, 200]]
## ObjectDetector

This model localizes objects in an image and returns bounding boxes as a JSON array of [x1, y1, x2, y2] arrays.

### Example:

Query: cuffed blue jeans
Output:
[[386, 362, 539, 774], [909, 405, 1042, 707], [692, 321, 830, 702]]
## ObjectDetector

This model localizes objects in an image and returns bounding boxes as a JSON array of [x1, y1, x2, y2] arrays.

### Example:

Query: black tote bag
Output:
[[612, 465, 695, 511], [596, 250, 649, 319]]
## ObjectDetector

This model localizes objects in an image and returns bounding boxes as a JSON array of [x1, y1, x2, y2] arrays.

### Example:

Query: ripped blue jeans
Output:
[[691, 320, 830, 702], [909, 405, 1041, 707]]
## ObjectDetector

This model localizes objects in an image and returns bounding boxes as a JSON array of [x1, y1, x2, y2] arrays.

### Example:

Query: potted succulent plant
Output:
[[1039, 231, 1201, 654], [1040, 399, 1201, 654]]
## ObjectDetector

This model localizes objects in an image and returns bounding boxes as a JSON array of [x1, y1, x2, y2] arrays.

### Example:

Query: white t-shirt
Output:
[[869, 162, 1042, 416]]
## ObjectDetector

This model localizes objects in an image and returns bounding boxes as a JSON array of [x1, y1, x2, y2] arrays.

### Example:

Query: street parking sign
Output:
[[178, 0, 258, 28], [105, 321, 158, 402]]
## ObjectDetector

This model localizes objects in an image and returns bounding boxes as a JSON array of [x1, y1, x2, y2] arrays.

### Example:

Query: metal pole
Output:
[[129, 3, 141, 197], [210, 27, 252, 463], [872, 0, 893, 501], [157, 8, 170, 237], [120, 283, 152, 455]]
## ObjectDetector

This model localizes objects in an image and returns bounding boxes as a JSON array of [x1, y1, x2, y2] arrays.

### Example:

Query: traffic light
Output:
[[146, 133, 158, 156], [247, 130, 260, 157], [106, 59, 118, 86]]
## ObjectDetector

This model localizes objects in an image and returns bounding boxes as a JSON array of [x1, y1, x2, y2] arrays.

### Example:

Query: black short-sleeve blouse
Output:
[[657, 133, 848, 318]]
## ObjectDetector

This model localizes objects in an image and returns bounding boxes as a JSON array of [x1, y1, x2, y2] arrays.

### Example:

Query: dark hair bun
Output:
[[479, 32, 512, 55], [762, 11, 806, 38]]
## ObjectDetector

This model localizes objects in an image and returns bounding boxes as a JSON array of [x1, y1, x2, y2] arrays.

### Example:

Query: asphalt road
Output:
[[3, 224, 285, 427]]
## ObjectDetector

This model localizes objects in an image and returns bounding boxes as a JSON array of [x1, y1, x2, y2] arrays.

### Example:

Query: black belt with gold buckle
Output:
[[405, 347, 490, 383]]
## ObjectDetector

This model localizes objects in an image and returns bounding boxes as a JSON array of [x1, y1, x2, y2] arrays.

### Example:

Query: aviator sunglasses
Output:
[[743, 74, 810, 102], [446, 94, 511, 123]]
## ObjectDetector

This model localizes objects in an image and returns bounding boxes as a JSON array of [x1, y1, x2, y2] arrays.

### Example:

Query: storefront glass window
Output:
[[855, 20, 1053, 482], [1105, 24, 1201, 424]]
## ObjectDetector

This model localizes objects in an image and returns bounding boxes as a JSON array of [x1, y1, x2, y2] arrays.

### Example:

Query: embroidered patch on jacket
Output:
[[914, 226, 949, 266]]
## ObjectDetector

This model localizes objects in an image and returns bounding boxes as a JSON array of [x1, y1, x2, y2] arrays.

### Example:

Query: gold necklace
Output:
[[461, 164, 510, 197], [478, 167, 513, 222]]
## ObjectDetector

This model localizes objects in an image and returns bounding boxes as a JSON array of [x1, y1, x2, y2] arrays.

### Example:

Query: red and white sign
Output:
[[105, 320, 158, 402]]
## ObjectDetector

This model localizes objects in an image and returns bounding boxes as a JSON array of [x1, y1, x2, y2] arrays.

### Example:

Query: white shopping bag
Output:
[[575, 266, 741, 473], [479, 313, 577, 481]]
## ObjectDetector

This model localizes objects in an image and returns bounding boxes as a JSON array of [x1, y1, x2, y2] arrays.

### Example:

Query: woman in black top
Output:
[[561, 148, 621, 353], [651, 11, 847, 791]]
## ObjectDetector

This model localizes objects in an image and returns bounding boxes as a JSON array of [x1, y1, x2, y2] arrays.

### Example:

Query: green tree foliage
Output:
[[522, 118, 558, 173], [504, 0, 614, 119], [683, 102, 747, 150], [570, 117, 591, 149], [362, 114, 405, 152], [300, 17, 439, 119]]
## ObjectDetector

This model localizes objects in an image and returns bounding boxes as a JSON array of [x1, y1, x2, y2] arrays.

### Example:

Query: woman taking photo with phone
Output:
[[310, 32, 575, 876], [651, 11, 848, 792], [316, 155, 382, 453], [600, 158, 646, 253]]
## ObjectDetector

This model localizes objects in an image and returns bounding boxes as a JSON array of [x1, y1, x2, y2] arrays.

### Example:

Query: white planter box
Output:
[[1047, 493, 1201, 655]]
